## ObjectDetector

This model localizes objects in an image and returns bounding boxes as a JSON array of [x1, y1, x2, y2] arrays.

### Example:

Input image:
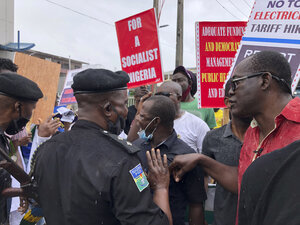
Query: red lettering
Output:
[[254, 12, 261, 20], [264, 11, 271, 19], [276, 11, 283, 19], [64, 89, 73, 94], [292, 11, 300, 20], [270, 12, 276, 19], [282, 11, 289, 19]]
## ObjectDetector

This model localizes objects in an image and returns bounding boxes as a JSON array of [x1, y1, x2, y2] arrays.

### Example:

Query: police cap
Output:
[[72, 69, 130, 94], [0, 73, 43, 101]]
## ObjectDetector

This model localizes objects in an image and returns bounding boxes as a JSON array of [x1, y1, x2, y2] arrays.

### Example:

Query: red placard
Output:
[[196, 21, 247, 108], [115, 8, 163, 89]]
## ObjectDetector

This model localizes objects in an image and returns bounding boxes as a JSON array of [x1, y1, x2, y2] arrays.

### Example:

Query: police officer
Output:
[[0, 73, 43, 225], [33, 69, 172, 225]]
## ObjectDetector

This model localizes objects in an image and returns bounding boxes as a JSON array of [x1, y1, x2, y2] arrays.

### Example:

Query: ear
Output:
[[101, 101, 113, 117], [224, 97, 230, 108], [14, 101, 22, 112], [261, 73, 272, 91], [177, 95, 182, 102], [153, 117, 161, 127]]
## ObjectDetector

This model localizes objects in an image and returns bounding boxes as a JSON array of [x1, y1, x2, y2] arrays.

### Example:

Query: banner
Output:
[[227, 0, 300, 92], [59, 67, 93, 106], [115, 8, 163, 89], [195, 21, 247, 108]]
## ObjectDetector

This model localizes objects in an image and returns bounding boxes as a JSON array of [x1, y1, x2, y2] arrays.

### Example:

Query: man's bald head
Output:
[[157, 81, 182, 96]]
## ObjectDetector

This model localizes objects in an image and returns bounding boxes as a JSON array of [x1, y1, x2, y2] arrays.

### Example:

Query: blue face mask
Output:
[[138, 117, 158, 142]]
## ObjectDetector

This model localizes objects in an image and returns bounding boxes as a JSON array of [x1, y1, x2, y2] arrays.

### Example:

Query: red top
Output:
[[238, 97, 300, 192]]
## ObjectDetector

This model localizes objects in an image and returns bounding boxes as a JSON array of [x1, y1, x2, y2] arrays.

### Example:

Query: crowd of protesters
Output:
[[0, 50, 299, 225]]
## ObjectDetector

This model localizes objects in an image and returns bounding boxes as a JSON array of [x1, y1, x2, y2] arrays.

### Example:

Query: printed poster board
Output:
[[116, 8, 164, 89], [227, 0, 300, 92], [195, 21, 247, 108]]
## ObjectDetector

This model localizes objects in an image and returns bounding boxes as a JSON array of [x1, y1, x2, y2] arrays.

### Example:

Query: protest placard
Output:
[[227, 0, 300, 92], [115, 8, 163, 89], [59, 66, 96, 106], [59, 68, 84, 106], [195, 21, 247, 108]]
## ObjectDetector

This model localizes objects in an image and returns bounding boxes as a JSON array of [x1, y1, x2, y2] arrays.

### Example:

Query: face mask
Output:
[[107, 105, 126, 135], [137, 117, 158, 142], [6, 106, 30, 135], [181, 85, 191, 101]]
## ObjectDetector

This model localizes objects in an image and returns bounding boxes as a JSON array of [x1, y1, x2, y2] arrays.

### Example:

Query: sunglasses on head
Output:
[[155, 92, 173, 97]]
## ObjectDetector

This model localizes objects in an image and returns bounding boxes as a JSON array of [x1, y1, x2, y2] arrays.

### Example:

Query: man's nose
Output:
[[228, 87, 235, 96]]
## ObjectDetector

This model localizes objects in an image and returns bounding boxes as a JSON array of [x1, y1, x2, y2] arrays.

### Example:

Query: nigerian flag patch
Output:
[[129, 163, 149, 192]]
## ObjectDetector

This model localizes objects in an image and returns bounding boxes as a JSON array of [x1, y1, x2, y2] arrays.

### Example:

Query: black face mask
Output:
[[6, 106, 30, 135], [107, 106, 126, 135]]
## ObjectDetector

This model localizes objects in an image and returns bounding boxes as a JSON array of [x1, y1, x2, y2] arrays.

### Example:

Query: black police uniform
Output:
[[32, 69, 169, 225], [0, 72, 43, 224], [0, 131, 11, 224], [134, 131, 207, 225], [33, 120, 168, 225]]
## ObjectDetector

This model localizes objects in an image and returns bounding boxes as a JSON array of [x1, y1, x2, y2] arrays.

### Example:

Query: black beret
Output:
[[0, 73, 43, 101], [72, 69, 130, 94]]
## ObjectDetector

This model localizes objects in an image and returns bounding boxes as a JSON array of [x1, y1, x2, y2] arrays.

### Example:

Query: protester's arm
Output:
[[189, 203, 205, 225], [127, 92, 152, 142], [15, 145, 29, 213], [12, 133, 32, 149], [170, 153, 238, 194], [27, 116, 60, 173], [146, 149, 172, 225], [37, 116, 61, 138], [127, 117, 140, 142]]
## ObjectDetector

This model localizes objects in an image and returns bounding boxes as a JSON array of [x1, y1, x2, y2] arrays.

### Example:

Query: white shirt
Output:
[[174, 111, 210, 153]]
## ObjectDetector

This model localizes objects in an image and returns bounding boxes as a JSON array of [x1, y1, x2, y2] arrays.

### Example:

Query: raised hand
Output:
[[146, 148, 169, 190], [37, 115, 61, 137]]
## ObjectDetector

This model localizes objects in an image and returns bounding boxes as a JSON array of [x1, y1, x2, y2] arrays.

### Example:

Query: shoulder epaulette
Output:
[[101, 130, 140, 154]]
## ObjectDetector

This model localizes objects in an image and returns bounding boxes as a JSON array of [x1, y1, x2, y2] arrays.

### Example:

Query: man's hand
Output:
[[169, 153, 201, 182], [137, 92, 152, 115], [146, 149, 173, 225], [146, 148, 169, 190], [18, 197, 29, 214], [17, 133, 32, 147], [38, 116, 61, 137]]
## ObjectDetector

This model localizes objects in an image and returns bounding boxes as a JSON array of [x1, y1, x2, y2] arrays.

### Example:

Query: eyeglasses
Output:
[[155, 92, 178, 97], [231, 72, 291, 93], [231, 72, 264, 91]]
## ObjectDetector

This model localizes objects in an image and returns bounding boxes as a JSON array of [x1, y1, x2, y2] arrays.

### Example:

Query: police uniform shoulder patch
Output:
[[129, 163, 149, 192], [101, 131, 140, 154]]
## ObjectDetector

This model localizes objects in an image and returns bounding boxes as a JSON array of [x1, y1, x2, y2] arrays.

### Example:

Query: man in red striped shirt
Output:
[[169, 50, 300, 223]]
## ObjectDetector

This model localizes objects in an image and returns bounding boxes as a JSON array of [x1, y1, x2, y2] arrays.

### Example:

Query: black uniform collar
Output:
[[142, 129, 178, 150], [72, 119, 105, 131]]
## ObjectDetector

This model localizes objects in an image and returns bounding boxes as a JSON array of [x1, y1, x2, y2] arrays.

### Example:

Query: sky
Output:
[[15, 0, 255, 72]]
